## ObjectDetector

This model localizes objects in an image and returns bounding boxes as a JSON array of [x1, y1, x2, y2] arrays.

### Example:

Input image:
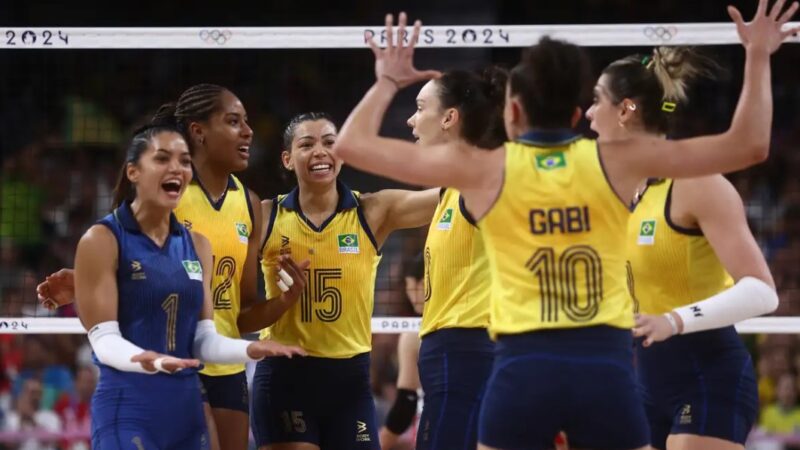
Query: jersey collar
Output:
[[516, 129, 581, 147], [280, 180, 359, 213], [114, 200, 182, 236]]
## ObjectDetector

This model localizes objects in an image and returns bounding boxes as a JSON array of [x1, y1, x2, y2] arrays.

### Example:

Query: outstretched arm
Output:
[[617, 0, 799, 179], [334, 13, 496, 191]]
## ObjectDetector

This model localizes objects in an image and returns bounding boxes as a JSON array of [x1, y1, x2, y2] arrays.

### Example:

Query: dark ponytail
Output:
[[111, 124, 183, 208], [435, 66, 508, 149]]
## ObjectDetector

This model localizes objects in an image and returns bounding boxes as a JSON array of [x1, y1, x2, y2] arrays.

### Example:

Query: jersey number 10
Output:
[[527, 245, 603, 323]]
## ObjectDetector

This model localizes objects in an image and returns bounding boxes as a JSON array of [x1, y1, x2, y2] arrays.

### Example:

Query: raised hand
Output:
[[728, 0, 800, 54], [246, 339, 307, 359], [366, 12, 441, 89], [131, 350, 201, 374], [36, 268, 76, 310]]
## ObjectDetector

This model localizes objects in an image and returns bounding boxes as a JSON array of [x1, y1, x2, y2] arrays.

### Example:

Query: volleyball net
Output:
[[0, 22, 798, 336]]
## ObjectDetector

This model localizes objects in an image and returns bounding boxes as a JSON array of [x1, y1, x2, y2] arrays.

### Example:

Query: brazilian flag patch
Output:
[[637, 219, 656, 245], [182, 260, 203, 281], [338, 233, 360, 254], [535, 152, 566, 171], [437, 208, 454, 230]]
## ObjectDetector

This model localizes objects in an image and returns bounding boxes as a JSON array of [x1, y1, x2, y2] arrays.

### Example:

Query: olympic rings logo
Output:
[[643, 26, 678, 42], [199, 29, 232, 45]]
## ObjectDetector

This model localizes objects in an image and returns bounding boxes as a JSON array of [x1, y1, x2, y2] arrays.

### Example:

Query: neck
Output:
[[297, 180, 338, 218], [130, 198, 172, 241], [193, 152, 231, 201]]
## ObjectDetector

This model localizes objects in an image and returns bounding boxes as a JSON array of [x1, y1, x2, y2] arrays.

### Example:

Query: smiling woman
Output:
[[249, 111, 440, 450]]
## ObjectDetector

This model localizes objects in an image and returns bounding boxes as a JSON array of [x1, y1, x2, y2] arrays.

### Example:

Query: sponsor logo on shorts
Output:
[[356, 420, 370, 442], [679, 404, 692, 425]]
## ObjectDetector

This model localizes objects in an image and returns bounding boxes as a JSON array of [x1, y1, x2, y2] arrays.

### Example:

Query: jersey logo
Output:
[[637, 219, 656, 245], [338, 233, 360, 254], [535, 152, 566, 171], [183, 220, 192, 230], [281, 235, 290, 247], [131, 260, 146, 281], [235, 222, 249, 244], [356, 420, 371, 441], [437, 208, 454, 230], [182, 260, 203, 281]]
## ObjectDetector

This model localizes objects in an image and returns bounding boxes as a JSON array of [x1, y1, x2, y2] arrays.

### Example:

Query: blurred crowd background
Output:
[[0, 0, 799, 448]]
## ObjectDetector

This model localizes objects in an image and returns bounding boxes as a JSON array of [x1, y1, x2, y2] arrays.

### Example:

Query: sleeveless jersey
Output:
[[479, 131, 633, 336], [174, 171, 254, 377], [626, 179, 733, 315], [420, 188, 490, 337], [96, 201, 204, 384], [259, 181, 381, 358]]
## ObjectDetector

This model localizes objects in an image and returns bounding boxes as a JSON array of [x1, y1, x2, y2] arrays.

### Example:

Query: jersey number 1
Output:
[[161, 294, 179, 352]]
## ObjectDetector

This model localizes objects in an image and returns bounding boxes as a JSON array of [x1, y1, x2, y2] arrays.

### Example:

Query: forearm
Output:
[[193, 319, 259, 364], [673, 276, 778, 334], [727, 48, 771, 162], [237, 298, 294, 334], [88, 321, 155, 374]]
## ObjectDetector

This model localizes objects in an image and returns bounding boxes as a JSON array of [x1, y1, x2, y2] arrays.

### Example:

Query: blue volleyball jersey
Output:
[[94, 201, 205, 383]]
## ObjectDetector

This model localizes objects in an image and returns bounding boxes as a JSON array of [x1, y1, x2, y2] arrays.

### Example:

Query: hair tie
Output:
[[641, 56, 650, 65], [661, 101, 677, 113]]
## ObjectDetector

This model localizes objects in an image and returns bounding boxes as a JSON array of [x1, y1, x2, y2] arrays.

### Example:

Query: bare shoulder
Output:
[[79, 224, 117, 249], [673, 175, 740, 209]]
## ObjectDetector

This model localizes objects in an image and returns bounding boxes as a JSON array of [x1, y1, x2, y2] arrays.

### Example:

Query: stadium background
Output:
[[0, 0, 799, 448]]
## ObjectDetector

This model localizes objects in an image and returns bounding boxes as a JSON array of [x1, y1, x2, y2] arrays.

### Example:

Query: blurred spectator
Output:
[[760, 373, 800, 435], [3, 378, 61, 450], [53, 366, 95, 450]]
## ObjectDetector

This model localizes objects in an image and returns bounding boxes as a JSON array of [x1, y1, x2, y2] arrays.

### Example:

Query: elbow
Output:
[[746, 141, 769, 165], [331, 135, 356, 161]]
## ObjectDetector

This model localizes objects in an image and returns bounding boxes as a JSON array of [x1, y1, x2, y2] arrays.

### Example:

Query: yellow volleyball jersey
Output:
[[419, 188, 490, 337], [259, 181, 381, 358], [626, 179, 733, 315], [479, 131, 633, 336], [175, 171, 253, 376]]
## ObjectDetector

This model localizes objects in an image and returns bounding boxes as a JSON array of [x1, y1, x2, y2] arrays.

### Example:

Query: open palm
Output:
[[366, 12, 441, 89], [728, 0, 800, 54]]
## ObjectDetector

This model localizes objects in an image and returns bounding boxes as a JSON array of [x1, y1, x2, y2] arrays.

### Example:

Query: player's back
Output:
[[480, 131, 633, 336]]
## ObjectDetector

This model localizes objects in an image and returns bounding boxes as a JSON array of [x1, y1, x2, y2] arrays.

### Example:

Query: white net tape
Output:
[[0, 316, 796, 334], [0, 23, 798, 49]]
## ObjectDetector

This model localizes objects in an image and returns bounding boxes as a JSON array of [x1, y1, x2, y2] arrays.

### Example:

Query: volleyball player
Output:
[[379, 254, 424, 450], [249, 112, 440, 450], [405, 67, 505, 450], [332, 4, 797, 449], [38, 84, 309, 450], [79, 125, 304, 450], [585, 47, 777, 450]]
